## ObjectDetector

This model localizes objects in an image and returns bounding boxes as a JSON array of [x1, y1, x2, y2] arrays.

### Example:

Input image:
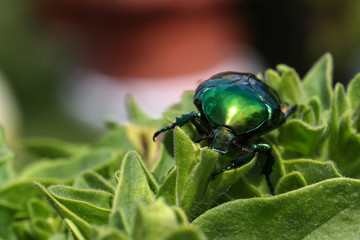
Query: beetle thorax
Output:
[[211, 126, 234, 154]]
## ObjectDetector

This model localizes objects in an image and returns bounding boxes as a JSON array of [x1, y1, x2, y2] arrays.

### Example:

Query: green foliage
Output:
[[0, 53, 360, 239]]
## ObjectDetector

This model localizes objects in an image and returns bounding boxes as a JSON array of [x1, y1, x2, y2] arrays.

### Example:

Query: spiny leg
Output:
[[195, 135, 213, 143], [211, 143, 275, 195], [153, 112, 201, 141], [211, 151, 256, 178], [255, 143, 275, 195], [283, 104, 298, 119]]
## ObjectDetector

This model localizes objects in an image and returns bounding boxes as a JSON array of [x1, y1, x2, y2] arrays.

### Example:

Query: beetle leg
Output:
[[253, 143, 275, 195], [195, 135, 213, 143], [153, 112, 201, 141], [211, 151, 256, 178], [230, 141, 253, 152], [283, 104, 298, 120]]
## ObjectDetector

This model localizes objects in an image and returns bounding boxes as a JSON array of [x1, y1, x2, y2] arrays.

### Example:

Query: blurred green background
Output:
[[1, 0, 360, 147]]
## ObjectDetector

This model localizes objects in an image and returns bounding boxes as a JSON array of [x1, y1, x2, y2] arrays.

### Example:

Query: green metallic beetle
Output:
[[153, 72, 297, 194]]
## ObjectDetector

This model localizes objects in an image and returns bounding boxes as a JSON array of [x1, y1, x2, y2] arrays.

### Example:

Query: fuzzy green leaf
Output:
[[95, 226, 130, 240], [23, 137, 87, 159], [132, 200, 182, 240], [333, 83, 350, 120], [279, 69, 306, 106], [174, 127, 200, 201], [275, 171, 307, 195], [73, 171, 115, 194], [353, 105, 360, 132], [64, 219, 86, 240], [202, 155, 257, 207], [125, 125, 161, 169], [265, 69, 281, 93], [308, 97, 321, 125], [193, 178, 360, 239], [151, 144, 174, 183], [329, 111, 360, 177], [278, 120, 326, 157], [347, 73, 360, 110], [19, 149, 119, 181], [0, 127, 15, 187], [48, 185, 112, 225], [111, 151, 155, 231], [283, 159, 341, 185], [0, 180, 54, 211], [156, 168, 177, 205], [303, 53, 333, 110], [34, 182, 93, 239], [276, 64, 293, 76], [164, 226, 207, 240], [95, 126, 135, 150], [179, 149, 218, 219]]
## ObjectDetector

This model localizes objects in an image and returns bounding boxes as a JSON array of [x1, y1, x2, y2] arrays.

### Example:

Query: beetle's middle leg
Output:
[[153, 112, 201, 141], [211, 151, 256, 178], [253, 143, 275, 195]]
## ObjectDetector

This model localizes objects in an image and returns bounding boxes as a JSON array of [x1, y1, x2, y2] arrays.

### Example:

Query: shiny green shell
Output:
[[194, 72, 284, 136]]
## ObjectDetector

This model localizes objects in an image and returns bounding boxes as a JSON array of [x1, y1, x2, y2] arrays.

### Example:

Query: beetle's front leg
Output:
[[153, 112, 201, 141], [253, 143, 275, 195]]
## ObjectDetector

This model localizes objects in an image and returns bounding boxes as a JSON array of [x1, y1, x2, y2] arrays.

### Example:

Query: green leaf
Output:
[[193, 178, 360, 239], [202, 155, 257, 208], [265, 69, 281, 93], [353, 105, 360, 132], [111, 151, 155, 232], [303, 53, 333, 110], [48, 185, 113, 225], [64, 219, 86, 240], [132, 200, 182, 240], [156, 168, 177, 205], [278, 119, 326, 157], [109, 209, 130, 235], [333, 83, 350, 120], [279, 69, 306, 106], [301, 106, 316, 125], [164, 226, 207, 240], [0, 126, 15, 187], [34, 182, 93, 239], [19, 149, 119, 181], [174, 127, 200, 200], [11, 220, 33, 240], [0, 180, 54, 211], [171, 206, 188, 225], [329, 111, 360, 177], [151, 144, 175, 183], [308, 97, 321, 125], [347, 73, 360, 110], [22, 137, 87, 159], [73, 171, 115, 194], [94, 226, 130, 240], [27, 199, 63, 240], [283, 159, 341, 185], [0, 204, 17, 238], [275, 171, 307, 195], [276, 64, 293, 76], [27, 198, 53, 219], [95, 126, 135, 150], [179, 149, 218, 219], [125, 125, 160, 169]]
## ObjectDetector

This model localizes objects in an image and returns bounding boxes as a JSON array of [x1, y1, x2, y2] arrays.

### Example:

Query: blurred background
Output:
[[1, 0, 360, 147]]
